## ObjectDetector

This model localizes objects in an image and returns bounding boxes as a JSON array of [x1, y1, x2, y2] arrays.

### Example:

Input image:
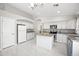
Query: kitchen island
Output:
[[36, 33, 54, 50]]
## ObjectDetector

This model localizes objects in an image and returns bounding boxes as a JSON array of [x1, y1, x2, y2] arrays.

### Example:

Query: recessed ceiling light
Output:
[[57, 11, 61, 13]]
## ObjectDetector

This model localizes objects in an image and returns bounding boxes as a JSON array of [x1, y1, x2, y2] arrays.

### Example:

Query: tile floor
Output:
[[0, 39, 67, 56]]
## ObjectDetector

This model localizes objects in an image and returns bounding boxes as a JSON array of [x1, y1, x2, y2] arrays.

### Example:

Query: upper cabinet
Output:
[[65, 19, 76, 29], [42, 19, 76, 29], [37, 16, 76, 30], [76, 17, 79, 29], [28, 23, 34, 29], [17, 20, 34, 30], [57, 19, 76, 29], [76, 17, 79, 34], [43, 24, 50, 29], [57, 22, 66, 29]]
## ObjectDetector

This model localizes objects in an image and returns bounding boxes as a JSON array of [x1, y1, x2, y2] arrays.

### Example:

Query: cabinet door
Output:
[[27, 33, 35, 41], [57, 34, 67, 44], [62, 35, 67, 44], [66, 20, 76, 29], [57, 34, 63, 42], [76, 18, 79, 34], [2, 17, 16, 48], [0, 17, 1, 49], [27, 33, 31, 40]]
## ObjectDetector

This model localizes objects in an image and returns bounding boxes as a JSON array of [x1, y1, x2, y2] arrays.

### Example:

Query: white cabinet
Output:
[[67, 37, 79, 56], [26, 23, 34, 29], [27, 33, 31, 41], [57, 34, 67, 44], [57, 24, 61, 29], [0, 17, 1, 50], [43, 19, 76, 29], [76, 17, 79, 34], [66, 20, 76, 29], [43, 24, 50, 29], [0, 16, 16, 48], [27, 32, 35, 41], [57, 20, 76, 29], [57, 22, 66, 29], [29, 24, 34, 29], [36, 35, 54, 50], [73, 41, 79, 56], [17, 21, 34, 30]]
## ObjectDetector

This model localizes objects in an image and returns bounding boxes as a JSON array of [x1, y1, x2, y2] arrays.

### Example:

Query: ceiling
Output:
[[9, 3, 79, 18]]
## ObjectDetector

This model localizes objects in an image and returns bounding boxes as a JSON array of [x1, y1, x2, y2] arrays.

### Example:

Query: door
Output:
[[17, 24, 26, 43], [0, 17, 1, 49], [2, 17, 16, 48]]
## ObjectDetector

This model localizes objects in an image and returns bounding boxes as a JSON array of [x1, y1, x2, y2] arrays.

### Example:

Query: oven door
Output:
[[67, 37, 73, 56]]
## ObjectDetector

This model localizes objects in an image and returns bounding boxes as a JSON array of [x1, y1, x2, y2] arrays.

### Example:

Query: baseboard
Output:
[[2, 44, 17, 50], [18, 41, 27, 44]]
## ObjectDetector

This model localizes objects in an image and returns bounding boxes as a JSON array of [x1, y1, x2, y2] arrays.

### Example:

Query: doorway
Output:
[[17, 24, 27, 44]]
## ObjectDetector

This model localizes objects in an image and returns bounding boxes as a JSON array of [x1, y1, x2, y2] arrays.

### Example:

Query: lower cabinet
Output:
[[36, 35, 54, 50], [67, 37, 79, 56], [26, 32, 35, 41], [57, 34, 67, 44]]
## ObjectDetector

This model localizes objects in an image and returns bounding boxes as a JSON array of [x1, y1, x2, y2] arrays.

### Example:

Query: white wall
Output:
[[17, 20, 34, 29]]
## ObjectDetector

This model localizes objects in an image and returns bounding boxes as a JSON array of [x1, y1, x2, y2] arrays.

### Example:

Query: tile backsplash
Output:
[[42, 29, 75, 34]]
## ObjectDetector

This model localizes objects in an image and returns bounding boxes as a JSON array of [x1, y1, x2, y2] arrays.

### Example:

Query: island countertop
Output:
[[37, 32, 56, 37]]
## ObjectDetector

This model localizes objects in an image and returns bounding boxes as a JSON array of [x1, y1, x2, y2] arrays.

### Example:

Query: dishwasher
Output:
[[67, 36, 79, 56], [67, 37, 73, 56], [26, 29, 35, 41]]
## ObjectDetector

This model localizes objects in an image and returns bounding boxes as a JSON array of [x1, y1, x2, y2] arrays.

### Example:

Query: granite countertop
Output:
[[37, 32, 55, 37], [27, 31, 35, 33], [67, 34, 79, 36], [74, 37, 79, 42], [57, 32, 76, 34], [67, 33, 79, 39], [68, 34, 79, 42], [68, 37, 79, 42]]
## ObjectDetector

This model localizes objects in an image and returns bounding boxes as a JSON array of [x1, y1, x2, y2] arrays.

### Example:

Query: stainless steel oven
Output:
[[50, 25, 57, 34], [50, 25, 57, 42]]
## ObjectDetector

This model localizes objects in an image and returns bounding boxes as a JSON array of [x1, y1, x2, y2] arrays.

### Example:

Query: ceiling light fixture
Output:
[[29, 3, 44, 10]]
